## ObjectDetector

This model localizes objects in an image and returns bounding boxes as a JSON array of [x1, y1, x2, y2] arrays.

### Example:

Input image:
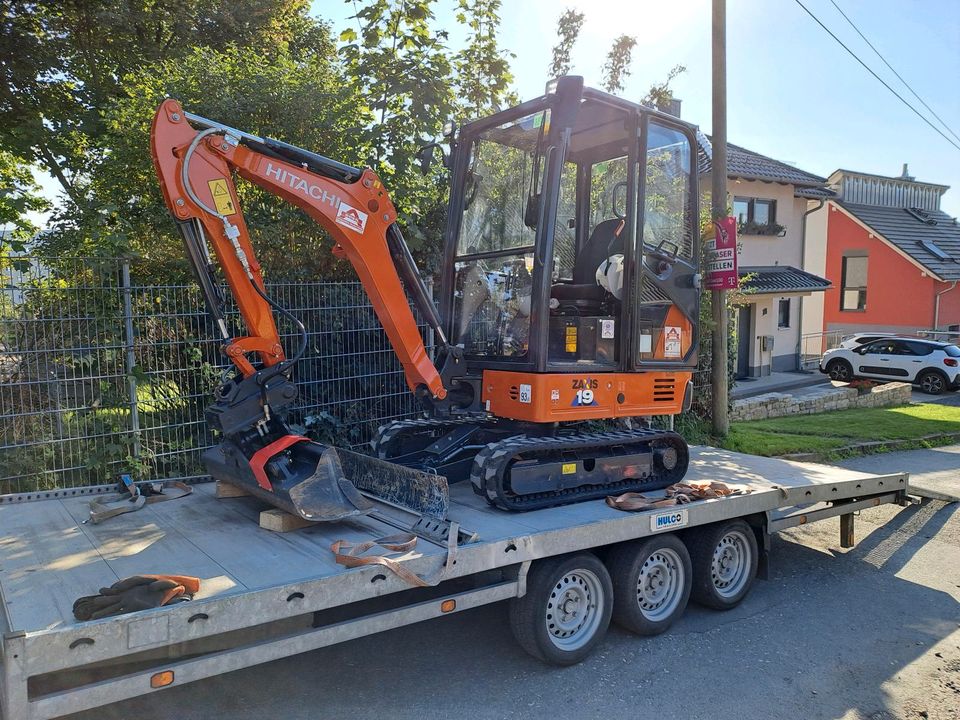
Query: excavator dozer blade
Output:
[[337, 448, 450, 520]]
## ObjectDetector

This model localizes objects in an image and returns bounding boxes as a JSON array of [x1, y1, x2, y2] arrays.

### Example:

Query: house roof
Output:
[[698, 133, 827, 188], [738, 265, 832, 294], [836, 202, 960, 281]]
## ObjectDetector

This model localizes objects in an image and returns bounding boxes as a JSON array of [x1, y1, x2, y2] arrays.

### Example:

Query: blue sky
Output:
[[315, 0, 960, 216]]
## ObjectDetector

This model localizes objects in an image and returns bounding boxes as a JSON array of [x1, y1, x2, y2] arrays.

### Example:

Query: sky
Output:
[[25, 0, 960, 224], [315, 0, 960, 216]]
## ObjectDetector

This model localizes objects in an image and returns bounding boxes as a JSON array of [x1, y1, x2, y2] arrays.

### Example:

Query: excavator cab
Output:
[[438, 76, 700, 419]]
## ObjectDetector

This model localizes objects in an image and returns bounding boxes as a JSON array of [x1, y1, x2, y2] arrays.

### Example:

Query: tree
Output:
[[454, 0, 517, 120], [0, 0, 317, 218], [0, 151, 48, 253], [548, 9, 584, 78], [339, 0, 456, 262], [601, 35, 637, 94], [642, 64, 687, 109], [36, 40, 370, 280]]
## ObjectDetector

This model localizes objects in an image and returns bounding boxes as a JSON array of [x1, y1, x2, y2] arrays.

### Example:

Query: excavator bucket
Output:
[[207, 439, 450, 523], [287, 446, 449, 521], [286, 446, 375, 522]]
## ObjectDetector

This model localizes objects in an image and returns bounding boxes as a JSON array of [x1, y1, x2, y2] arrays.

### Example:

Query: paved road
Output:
[[63, 474, 960, 720]]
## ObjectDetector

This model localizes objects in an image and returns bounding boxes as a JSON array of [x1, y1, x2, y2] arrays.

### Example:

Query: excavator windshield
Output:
[[451, 110, 549, 359]]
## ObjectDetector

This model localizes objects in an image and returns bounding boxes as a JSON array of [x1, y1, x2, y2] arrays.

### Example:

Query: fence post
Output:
[[121, 260, 141, 460]]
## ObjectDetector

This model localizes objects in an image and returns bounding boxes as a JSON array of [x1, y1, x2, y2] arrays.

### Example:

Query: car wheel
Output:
[[826, 358, 853, 382], [917, 370, 947, 395]]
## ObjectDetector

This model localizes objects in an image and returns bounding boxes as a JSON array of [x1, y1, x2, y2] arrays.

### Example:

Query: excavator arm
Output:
[[149, 99, 455, 522], [150, 98, 447, 399]]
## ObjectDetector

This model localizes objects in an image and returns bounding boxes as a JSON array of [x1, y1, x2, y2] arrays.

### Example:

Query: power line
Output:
[[828, 0, 960, 145], [793, 0, 960, 153]]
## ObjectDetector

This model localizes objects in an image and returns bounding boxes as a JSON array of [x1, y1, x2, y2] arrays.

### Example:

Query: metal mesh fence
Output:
[[0, 257, 427, 494]]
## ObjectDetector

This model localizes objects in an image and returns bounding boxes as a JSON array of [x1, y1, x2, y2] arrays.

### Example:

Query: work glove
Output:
[[73, 574, 201, 621]]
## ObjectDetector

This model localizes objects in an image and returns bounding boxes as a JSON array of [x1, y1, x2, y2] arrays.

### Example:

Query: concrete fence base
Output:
[[730, 382, 913, 422]]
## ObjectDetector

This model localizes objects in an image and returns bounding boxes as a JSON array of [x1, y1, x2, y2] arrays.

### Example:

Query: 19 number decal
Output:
[[571, 378, 598, 407]]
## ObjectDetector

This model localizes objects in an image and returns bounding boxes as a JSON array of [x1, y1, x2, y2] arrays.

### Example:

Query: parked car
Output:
[[820, 338, 960, 394]]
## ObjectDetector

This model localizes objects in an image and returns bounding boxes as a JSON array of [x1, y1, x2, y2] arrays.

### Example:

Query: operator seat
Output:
[[551, 218, 624, 313]]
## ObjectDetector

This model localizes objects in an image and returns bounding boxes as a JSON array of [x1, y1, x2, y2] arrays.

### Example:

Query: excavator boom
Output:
[[151, 99, 446, 397], [150, 99, 453, 521]]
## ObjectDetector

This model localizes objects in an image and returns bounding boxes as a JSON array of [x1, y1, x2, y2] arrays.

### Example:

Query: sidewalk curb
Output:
[[780, 431, 960, 462]]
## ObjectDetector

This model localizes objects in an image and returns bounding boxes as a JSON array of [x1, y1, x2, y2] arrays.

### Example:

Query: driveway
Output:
[[62, 495, 960, 720]]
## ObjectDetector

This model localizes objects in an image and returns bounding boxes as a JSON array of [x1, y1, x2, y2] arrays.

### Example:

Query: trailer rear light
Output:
[[440, 599, 457, 613], [944, 358, 958, 367], [150, 670, 175, 688]]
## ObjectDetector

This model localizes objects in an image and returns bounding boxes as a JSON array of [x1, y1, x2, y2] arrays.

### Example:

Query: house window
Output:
[[734, 197, 778, 234], [841, 255, 868, 311], [778, 298, 790, 328]]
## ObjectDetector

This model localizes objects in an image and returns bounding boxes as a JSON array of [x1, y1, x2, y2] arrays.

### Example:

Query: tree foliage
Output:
[[0, 0, 317, 210], [0, 150, 48, 251], [548, 8, 585, 78], [339, 0, 454, 226], [36, 42, 369, 281], [601, 35, 637, 94], [454, 0, 517, 119]]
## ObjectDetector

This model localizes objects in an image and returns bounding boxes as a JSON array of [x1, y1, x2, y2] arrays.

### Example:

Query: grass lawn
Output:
[[721, 403, 960, 458]]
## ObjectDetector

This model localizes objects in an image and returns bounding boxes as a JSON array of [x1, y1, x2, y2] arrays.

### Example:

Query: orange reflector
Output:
[[150, 671, 174, 688], [440, 599, 456, 613]]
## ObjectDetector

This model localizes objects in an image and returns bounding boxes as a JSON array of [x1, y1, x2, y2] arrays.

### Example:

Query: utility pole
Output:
[[711, 0, 730, 435]]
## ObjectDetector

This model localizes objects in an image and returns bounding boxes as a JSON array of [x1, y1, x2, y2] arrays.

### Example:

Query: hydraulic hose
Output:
[[180, 126, 308, 376]]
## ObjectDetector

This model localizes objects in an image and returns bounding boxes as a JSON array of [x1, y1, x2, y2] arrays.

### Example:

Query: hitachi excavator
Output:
[[150, 76, 701, 525]]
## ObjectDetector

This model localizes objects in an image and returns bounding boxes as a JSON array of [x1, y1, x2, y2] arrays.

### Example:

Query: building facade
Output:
[[700, 138, 831, 377], [802, 167, 960, 343]]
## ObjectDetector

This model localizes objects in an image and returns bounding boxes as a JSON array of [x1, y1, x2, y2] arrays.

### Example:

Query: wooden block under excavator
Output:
[[216, 481, 251, 499], [259, 508, 313, 532]]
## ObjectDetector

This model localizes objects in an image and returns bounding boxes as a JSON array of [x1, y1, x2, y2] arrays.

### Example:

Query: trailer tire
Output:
[[607, 535, 691, 636], [509, 553, 613, 666], [687, 520, 758, 610]]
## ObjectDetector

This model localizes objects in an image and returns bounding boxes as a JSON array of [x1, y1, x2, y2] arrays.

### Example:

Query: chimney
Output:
[[656, 95, 682, 118], [900, 163, 915, 181]]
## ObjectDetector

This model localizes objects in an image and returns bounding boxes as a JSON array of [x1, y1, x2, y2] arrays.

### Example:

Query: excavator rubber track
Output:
[[373, 415, 493, 458], [470, 428, 689, 512]]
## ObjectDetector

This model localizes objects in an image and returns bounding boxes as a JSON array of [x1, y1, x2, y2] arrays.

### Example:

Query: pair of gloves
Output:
[[73, 575, 201, 621]]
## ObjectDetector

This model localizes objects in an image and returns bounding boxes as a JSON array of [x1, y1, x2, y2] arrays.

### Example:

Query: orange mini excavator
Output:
[[151, 76, 701, 524]]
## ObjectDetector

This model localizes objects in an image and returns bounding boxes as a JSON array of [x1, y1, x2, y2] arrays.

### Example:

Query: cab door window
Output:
[[636, 121, 697, 367]]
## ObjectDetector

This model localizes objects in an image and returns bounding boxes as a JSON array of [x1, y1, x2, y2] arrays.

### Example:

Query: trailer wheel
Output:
[[607, 535, 691, 636], [687, 520, 758, 610], [509, 553, 613, 666]]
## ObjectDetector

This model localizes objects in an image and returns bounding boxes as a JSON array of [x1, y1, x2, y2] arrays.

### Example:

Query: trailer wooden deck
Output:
[[0, 447, 909, 720]]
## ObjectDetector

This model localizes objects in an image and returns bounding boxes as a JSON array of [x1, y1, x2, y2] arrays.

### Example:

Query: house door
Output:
[[736, 304, 751, 379]]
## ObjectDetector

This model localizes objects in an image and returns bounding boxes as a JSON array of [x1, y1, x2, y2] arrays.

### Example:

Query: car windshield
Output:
[[945, 345, 960, 357]]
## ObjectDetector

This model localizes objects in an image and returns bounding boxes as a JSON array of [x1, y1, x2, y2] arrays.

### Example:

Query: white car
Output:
[[820, 338, 960, 394]]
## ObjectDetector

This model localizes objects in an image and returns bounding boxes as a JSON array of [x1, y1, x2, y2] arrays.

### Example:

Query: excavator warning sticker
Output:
[[335, 201, 368, 233], [664, 326, 682, 358], [207, 178, 236, 216]]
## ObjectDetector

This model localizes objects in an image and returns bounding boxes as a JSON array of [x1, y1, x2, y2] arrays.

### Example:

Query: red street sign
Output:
[[705, 217, 739, 290]]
